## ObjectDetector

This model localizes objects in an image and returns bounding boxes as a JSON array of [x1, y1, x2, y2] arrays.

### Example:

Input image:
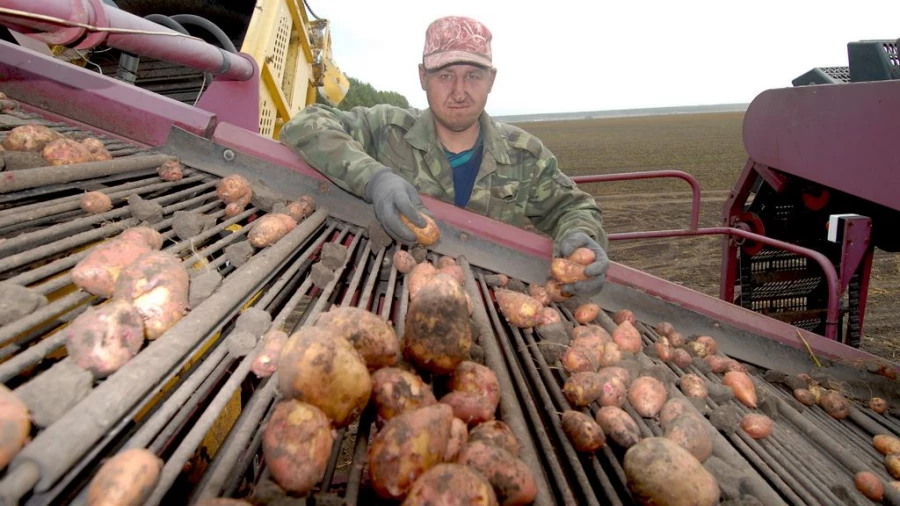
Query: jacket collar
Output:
[[405, 109, 511, 166]]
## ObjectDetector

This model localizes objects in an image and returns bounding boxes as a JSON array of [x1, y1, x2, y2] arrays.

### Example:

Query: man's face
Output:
[[419, 64, 496, 133]]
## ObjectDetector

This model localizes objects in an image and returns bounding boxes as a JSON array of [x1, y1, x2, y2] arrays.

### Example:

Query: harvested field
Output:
[[514, 112, 900, 362]]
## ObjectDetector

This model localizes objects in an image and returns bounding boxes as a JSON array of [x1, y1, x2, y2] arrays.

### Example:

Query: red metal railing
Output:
[[572, 170, 702, 230]]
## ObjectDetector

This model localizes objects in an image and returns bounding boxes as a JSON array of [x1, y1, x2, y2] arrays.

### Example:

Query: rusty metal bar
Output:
[[0, 153, 175, 194], [0, 290, 93, 353]]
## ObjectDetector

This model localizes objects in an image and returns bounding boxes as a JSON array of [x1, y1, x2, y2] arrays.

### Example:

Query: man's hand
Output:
[[558, 231, 609, 297], [364, 168, 428, 244]]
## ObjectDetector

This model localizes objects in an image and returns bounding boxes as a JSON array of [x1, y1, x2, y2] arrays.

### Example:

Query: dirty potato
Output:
[[402, 463, 498, 506], [568, 247, 596, 266], [2, 124, 62, 151], [627, 376, 667, 418], [371, 367, 437, 421], [664, 414, 713, 462], [740, 413, 774, 439], [874, 434, 900, 455], [118, 226, 163, 250], [42, 138, 94, 165], [624, 437, 720, 506], [65, 299, 145, 378], [72, 236, 155, 298], [723, 370, 757, 408], [314, 306, 400, 370], [113, 250, 189, 340], [468, 420, 521, 457], [157, 160, 183, 181], [457, 440, 537, 506], [440, 391, 496, 426], [81, 137, 112, 161], [563, 371, 624, 408], [368, 403, 455, 500], [393, 249, 417, 274], [80, 191, 112, 214], [262, 400, 333, 495], [87, 448, 163, 506], [248, 213, 296, 248], [445, 418, 469, 462], [561, 410, 606, 453], [550, 258, 587, 284], [595, 406, 641, 448], [819, 390, 850, 420], [408, 261, 438, 299], [544, 279, 572, 302], [529, 284, 551, 306], [250, 329, 289, 378], [571, 324, 612, 348], [679, 373, 709, 399], [574, 303, 600, 324], [494, 288, 544, 328], [612, 320, 642, 353], [451, 361, 500, 408], [216, 174, 252, 206], [403, 273, 472, 374], [277, 326, 372, 427], [400, 213, 441, 247], [854, 471, 885, 502], [0, 385, 30, 470]]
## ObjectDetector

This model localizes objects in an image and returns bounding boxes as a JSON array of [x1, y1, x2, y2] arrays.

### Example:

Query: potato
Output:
[[250, 329, 288, 378], [81, 137, 112, 161], [468, 420, 521, 457], [600, 366, 633, 389], [679, 373, 708, 399], [0, 385, 30, 470], [371, 367, 436, 421], [527, 284, 550, 306], [65, 299, 145, 378], [439, 264, 465, 286], [740, 413, 773, 439], [564, 371, 624, 408], [457, 440, 537, 506], [72, 237, 154, 297], [855, 471, 884, 502], [703, 354, 730, 373], [248, 213, 296, 248], [664, 414, 713, 462], [314, 306, 400, 370], [655, 321, 675, 337], [368, 403, 455, 500], [571, 324, 611, 346], [819, 390, 850, 419], [403, 273, 472, 374], [2, 124, 62, 151], [113, 251, 189, 340], [870, 397, 888, 415], [659, 398, 701, 431], [87, 448, 163, 506], [544, 279, 572, 302], [624, 437, 720, 506], [393, 250, 417, 274], [402, 463, 498, 506], [451, 361, 500, 408], [598, 342, 623, 368], [694, 335, 718, 355], [540, 307, 562, 325], [278, 326, 371, 427], [440, 391, 496, 426], [400, 213, 441, 246], [595, 406, 641, 448], [216, 174, 252, 206], [157, 160, 183, 181], [561, 410, 605, 452], [667, 331, 686, 347], [627, 376, 667, 418], [494, 288, 544, 328], [611, 320, 642, 353], [262, 400, 333, 494], [568, 247, 596, 266], [686, 340, 712, 358], [119, 226, 163, 250], [874, 434, 900, 455], [42, 138, 94, 165], [613, 309, 636, 325], [722, 370, 757, 408], [445, 418, 468, 462], [408, 262, 437, 299], [81, 191, 112, 214], [655, 340, 675, 362], [723, 358, 747, 373], [561, 346, 600, 374], [224, 202, 245, 217], [887, 454, 900, 480], [792, 388, 816, 406], [671, 348, 693, 369], [574, 303, 600, 324], [550, 258, 586, 284]]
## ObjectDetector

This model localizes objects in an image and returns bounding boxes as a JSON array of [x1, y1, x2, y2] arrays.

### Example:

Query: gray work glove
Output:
[[558, 231, 609, 297], [364, 168, 428, 244]]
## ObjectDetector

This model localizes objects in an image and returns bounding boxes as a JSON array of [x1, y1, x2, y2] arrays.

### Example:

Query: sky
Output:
[[317, 0, 898, 116]]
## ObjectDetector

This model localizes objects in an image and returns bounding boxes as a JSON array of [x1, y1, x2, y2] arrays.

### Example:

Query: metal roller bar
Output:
[[0, 153, 175, 194]]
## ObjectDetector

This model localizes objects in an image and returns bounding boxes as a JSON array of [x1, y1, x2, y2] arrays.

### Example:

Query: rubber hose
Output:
[[143, 13, 191, 35], [168, 14, 237, 53]]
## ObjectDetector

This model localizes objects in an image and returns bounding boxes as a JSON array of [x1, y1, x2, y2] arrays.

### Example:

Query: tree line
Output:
[[319, 77, 410, 110]]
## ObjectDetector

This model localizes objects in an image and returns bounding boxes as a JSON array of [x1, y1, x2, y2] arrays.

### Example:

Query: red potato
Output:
[[440, 391, 496, 426], [368, 403, 455, 500], [561, 346, 600, 375], [393, 250, 417, 274], [248, 213, 296, 248], [703, 354, 730, 373], [722, 370, 757, 408], [598, 342, 623, 367], [407, 262, 437, 300], [404, 274, 472, 374], [694, 335, 718, 355], [216, 174, 252, 206], [80, 191, 112, 214], [655, 340, 675, 362], [600, 366, 633, 389], [402, 463, 498, 506], [0, 385, 30, 470], [855, 471, 885, 502], [113, 250, 189, 340], [723, 358, 747, 373], [544, 279, 572, 303], [371, 367, 436, 421], [659, 398, 702, 431], [444, 418, 468, 462], [157, 159, 183, 181], [468, 420, 521, 457], [595, 406, 641, 448], [667, 331, 686, 347], [671, 348, 693, 369], [457, 440, 537, 506], [870, 397, 888, 415], [72, 236, 154, 297], [400, 213, 441, 247], [550, 258, 587, 284], [1, 124, 62, 151], [528, 284, 551, 306], [571, 324, 612, 347], [42, 137, 94, 165], [624, 437, 720, 506], [740, 413, 774, 439], [874, 434, 900, 455], [627, 376, 667, 418], [87, 448, 163, 506], [794, 388, 817, 406], [540, 307, 562, 325], [64, 299, 145, 378], [890, 481, 900, 492], [574, 303, 600, 324], [563, 371, 624, 408], [278, 326, 371, 427], [438, 264, 465, 286], [819, 390, 850, 420], [314, 306, 400, 370], [250, 329, 289, 378], [262, 400, 333, 495], [664, 414, 713, 462], [438, 256, 457, 268], [612, 309, 636, 325], [887, 454, 900, 480], [686, 340, 712, 358], [451, 361, 500, 408], [118, 226, 163, 250], [679, 373, 708, 399], [655, 321, 675, 337], [224, 202, 245, 218], [612, 320, 642, 353], [494, 288, 544, 328], [568, 247, 596, 266], [81, 138, 112, 161], [807, 384, 826, 404], [561, 410, 605, 453]]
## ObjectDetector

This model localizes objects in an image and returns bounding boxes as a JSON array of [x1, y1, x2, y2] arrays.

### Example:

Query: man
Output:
[[280, 16, 609, 296]]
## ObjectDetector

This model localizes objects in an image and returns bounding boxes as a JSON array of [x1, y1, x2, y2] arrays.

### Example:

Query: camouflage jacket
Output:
[[280, 104, 608, 250]]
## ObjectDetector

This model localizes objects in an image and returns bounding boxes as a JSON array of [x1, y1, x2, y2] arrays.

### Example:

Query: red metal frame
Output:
[[572, 170, 701, 230]]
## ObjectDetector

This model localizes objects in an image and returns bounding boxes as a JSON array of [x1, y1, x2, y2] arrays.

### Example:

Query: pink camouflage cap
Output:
[[422, 16, 493, 70]]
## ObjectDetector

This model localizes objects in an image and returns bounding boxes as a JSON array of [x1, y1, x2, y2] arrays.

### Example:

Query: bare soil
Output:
[[514, 113, 900, 362]]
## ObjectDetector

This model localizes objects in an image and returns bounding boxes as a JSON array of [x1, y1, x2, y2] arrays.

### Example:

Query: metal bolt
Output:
[[459, 232, 469, 242], [223, 149, 235, 161], [318, 181, 328, 194]]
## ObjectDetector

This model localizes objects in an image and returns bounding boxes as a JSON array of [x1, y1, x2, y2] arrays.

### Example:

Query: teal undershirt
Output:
[[444, 131, 484, 208]]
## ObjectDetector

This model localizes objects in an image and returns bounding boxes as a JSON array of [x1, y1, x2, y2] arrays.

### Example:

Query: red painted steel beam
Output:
[[573, 170, 702, 230], [0, 0, 254, 81]]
